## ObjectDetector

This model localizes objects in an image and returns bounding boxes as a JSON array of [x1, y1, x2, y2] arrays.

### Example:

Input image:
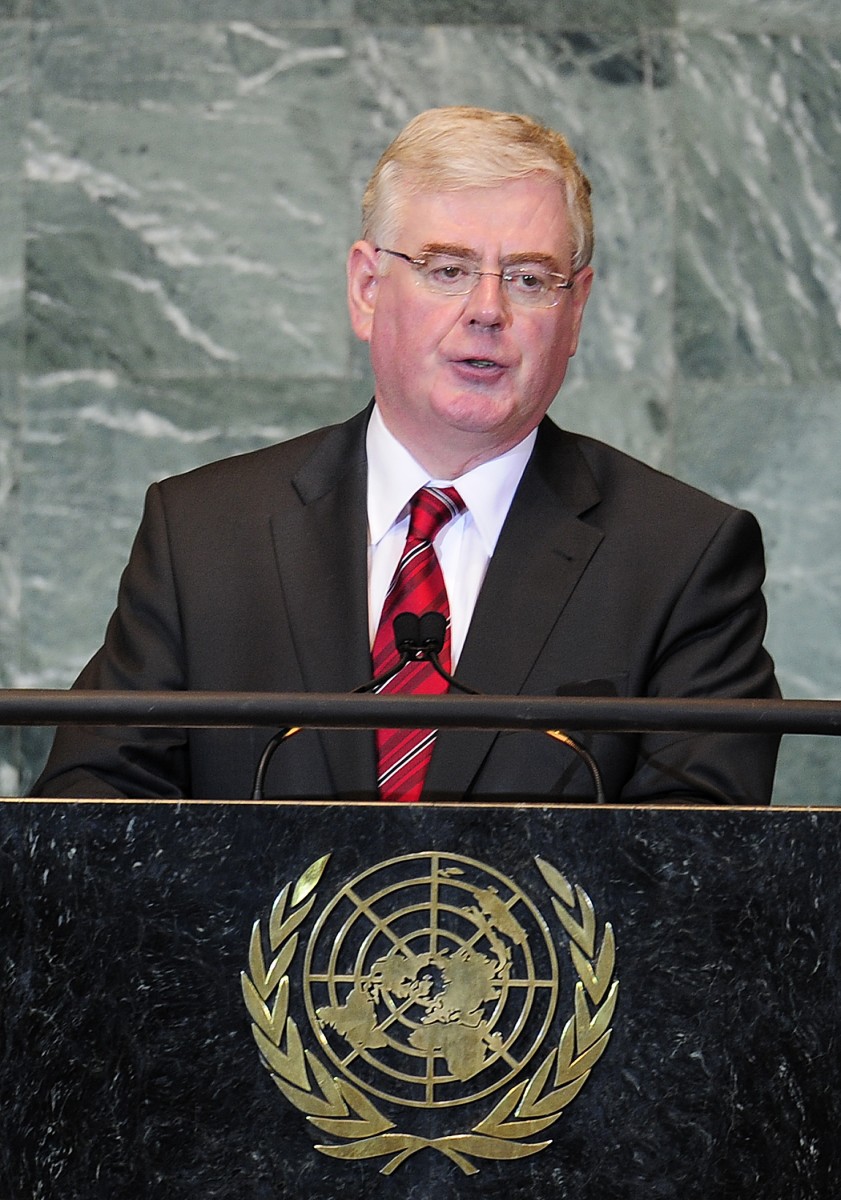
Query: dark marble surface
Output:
[[1, 801, 839, 1198]]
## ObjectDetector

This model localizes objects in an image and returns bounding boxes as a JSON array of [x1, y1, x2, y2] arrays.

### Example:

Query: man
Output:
[[31, 106, 779, 803]]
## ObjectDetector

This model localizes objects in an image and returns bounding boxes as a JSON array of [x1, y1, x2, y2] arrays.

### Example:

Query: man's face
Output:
[[347, 175, 593, 476]]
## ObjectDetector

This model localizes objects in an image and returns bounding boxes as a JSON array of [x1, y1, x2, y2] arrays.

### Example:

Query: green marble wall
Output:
[[1, 2, 840, 802]]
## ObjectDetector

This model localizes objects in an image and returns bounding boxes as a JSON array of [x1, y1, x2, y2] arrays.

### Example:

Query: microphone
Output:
[[404, 610, 606, 804]]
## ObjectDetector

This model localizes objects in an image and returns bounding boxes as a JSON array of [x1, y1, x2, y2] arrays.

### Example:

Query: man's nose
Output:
[[462, 271, 512, 327]]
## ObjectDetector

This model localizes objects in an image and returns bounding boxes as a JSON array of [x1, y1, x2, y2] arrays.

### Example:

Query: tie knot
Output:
[[408, 486, 465, 545]]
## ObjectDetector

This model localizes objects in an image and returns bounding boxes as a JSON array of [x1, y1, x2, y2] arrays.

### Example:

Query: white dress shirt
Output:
[[366, 404, 536, 666]]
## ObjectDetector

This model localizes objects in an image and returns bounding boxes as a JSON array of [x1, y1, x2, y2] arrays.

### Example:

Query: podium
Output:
[[2, 798, 840, 1198]]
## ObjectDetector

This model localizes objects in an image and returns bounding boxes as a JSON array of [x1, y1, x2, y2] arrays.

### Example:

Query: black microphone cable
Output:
[[405, 610, 606, 805]]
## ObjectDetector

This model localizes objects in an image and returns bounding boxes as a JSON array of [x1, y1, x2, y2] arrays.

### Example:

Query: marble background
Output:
[[1, 1, 840, 803]]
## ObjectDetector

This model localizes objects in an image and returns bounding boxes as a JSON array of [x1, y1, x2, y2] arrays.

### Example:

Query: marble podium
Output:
[[1, 800, 839, 1199]]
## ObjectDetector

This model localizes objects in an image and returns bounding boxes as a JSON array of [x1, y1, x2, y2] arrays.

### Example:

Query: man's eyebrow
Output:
[[504, 251, 566, 272], [418, 243, 567, 272], [418, 242, 480, 260]]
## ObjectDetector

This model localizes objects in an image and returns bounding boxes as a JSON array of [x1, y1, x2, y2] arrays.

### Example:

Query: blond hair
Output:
[[361, 106, 594, 271]]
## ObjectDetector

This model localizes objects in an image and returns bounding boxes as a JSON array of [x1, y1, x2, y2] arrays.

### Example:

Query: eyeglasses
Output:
[[375, 247, 574, 309]]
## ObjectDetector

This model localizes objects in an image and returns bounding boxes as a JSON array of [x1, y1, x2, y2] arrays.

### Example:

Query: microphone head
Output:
[[418, 611, 446, 654], [393, 612, 421, 654]]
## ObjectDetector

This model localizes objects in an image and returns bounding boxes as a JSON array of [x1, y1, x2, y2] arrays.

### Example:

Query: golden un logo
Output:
[[242, 852, 618, 1176]]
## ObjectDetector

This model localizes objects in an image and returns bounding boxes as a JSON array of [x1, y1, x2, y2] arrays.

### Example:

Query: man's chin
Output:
[[431, 393, 526, 439]]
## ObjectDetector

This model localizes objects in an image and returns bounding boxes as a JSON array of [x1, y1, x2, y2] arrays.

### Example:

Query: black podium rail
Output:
[[1, 689, 841, 736]]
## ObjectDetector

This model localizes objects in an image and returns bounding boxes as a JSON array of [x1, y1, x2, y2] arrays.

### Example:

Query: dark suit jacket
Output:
[[31, 407, 780, 803]]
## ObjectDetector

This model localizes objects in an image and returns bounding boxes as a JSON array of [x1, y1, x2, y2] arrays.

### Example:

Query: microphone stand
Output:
[[252, 611, 606, 805], [409, 612, 606, 805]]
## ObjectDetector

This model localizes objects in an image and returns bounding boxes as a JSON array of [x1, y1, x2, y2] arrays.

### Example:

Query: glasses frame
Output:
[[374, 246, 575, 308]]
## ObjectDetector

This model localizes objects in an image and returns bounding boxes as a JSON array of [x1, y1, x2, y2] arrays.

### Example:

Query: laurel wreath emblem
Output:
[[241, 853, 617, 1176]]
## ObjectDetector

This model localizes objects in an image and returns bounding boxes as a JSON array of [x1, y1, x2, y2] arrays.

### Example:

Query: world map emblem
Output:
[[242, 851, 618, 1175], [305, 852, 559, 1108]]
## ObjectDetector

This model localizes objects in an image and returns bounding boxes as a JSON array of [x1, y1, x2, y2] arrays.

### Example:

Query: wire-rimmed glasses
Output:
[[375, 246, 575, 308]]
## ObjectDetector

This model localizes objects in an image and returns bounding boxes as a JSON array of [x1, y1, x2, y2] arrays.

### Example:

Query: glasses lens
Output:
[[417, 256, 476, 295], [504, 268, 556, 306]]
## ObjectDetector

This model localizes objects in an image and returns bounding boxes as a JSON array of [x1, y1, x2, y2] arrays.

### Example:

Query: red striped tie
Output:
[[373, 486, 465, 803]]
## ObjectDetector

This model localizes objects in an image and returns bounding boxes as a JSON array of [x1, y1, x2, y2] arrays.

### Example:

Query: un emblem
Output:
[[242, 852, 618, 1176]]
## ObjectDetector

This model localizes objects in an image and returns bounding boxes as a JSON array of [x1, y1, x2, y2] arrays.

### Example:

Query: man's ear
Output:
[[346, 240, 380, 342], [567, 265, 594, 357]]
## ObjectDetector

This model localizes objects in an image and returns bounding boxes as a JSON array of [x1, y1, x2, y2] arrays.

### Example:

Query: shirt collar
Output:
[[366, 404, 537, 555]]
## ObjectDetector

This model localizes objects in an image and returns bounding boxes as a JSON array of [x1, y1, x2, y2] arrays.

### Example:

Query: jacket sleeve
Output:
[[30, 482, 192, 798], [617, 505, 780, 805]]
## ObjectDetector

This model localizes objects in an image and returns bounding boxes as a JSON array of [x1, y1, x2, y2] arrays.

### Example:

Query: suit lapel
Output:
[[425, 420, 604, 799], [269, 407, 377, 795]]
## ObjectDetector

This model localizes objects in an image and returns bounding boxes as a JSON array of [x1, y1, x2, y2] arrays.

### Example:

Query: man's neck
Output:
[[373, 406, 537, 481]]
